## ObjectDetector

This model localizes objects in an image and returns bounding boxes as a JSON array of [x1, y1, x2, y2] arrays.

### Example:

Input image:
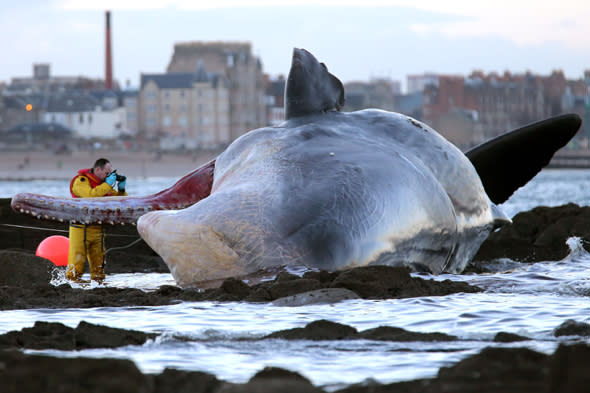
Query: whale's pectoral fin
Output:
[[466, 113, 581, 204]]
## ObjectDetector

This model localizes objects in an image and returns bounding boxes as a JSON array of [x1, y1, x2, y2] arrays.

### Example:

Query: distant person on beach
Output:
[[66, 158, 127, 283]]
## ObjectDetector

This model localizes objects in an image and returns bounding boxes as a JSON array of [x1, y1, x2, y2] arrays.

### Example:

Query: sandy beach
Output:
[[0, 149, 223, 180]]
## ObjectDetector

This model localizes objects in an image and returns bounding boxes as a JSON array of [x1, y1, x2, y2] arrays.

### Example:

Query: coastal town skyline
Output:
[[1, 1, 589, 90]]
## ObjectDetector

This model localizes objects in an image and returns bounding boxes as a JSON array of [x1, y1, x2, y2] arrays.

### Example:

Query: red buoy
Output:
[[36, 235, 69, 266]]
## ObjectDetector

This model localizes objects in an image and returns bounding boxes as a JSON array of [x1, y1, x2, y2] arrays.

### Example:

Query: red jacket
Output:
[[69, 168, 115, 198]]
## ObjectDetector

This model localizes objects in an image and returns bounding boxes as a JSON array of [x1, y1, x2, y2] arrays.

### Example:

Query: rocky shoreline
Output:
[[2, 197, 590, 391], [2, 319, 590, 393]]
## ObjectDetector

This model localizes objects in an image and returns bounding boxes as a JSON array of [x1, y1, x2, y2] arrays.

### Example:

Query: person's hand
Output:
[[105, 172, 117, 187], [118, 178, 126, 192]]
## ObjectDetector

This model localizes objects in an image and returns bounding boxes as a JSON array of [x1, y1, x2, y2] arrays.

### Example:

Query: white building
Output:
[[42, 93, 128, 139]]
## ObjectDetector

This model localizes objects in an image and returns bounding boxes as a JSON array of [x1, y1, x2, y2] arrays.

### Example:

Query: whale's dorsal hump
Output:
[[285, 48, 345, 120]]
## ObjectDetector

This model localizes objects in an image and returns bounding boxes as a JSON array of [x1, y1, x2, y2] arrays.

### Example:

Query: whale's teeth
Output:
[[44, 215, 49, 219], [59, 218, 64, 223], [97, 220, 102, 224], [20, 209, 24, 213], [131, 222, 136, 226], [109, 221, 114, 225]]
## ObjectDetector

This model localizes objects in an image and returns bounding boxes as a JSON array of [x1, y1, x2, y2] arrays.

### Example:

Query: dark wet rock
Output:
[[0, 258, 481, 310], [358, 326, 458, 342], [219, 277, 252, 298], [153, 368, 221, 393], [330, 265, 480, 299], [0, 250, 54, 287], [3, 338, 590, 392], [219, 367, 322, 393], [0, 284, 174, 310], [0, 350, 149, 393], [243, 286, 273, 302], [266, 319, 358, 340], [265, 320, 457, 343], [330, 265, 411, 298], [432, 347, 549, 393], [474, 203, 590, 263], [272, 288, 360, 306], [0, 320, 157, 350], [75, 320, 157, 349], [250, 366, 313, 383], [303, 269, 340, 283], [493, 332, 530, 342], [337, 344, 590, 393], [554, 319, 590, 337], [547, 343, 590, 392], [0, 321, 76, 350], [266, 278, 323, 299]]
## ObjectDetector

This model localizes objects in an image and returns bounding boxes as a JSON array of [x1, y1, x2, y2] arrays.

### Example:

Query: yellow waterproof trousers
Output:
[[66, 224, 106, 282]]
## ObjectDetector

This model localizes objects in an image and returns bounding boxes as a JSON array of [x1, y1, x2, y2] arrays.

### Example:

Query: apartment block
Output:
[[166, 41, 267, 139], [139, 64, 231, 150]]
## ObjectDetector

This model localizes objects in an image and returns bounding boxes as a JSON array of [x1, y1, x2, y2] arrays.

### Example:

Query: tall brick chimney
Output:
[[105, 10, 113, 90]]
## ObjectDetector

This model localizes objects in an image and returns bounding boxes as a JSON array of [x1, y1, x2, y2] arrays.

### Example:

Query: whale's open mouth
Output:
[[10, 160, 216, 226]]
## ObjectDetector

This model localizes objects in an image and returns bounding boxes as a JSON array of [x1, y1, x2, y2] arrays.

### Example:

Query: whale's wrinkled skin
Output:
[[11, 48, 581, 288], [137, 109, 500, 286]]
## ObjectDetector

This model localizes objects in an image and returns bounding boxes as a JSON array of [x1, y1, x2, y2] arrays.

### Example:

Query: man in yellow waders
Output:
[[66, 158, 127, 283]]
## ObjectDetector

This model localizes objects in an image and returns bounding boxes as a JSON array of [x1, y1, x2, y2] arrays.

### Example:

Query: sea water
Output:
[[1, 169, 590, 389]]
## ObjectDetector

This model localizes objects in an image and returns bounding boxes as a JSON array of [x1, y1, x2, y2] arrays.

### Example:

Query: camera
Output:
[[111, 169, 126, 182]]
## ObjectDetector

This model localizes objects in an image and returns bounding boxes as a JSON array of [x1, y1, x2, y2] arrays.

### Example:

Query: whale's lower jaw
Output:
[[138, 210, 247, 288]]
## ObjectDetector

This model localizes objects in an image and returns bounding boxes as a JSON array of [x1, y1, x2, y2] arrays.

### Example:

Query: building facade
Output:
[[166, 41, 267, 139], [42, 93, 127, 139], [138, 65, 231, 150]]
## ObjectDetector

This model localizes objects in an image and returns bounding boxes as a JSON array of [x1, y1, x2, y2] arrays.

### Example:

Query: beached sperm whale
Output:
[[11, 48, 581, 287]]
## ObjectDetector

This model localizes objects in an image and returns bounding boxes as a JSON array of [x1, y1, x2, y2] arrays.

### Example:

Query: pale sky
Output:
[[1, 0, 589, 91]]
